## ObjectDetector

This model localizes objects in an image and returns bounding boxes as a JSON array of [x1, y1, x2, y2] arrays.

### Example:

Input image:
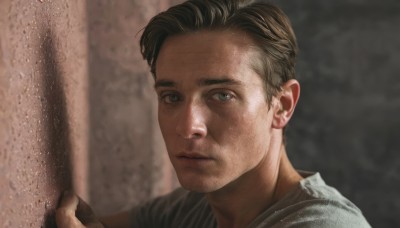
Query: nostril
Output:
[[192, 132, 203, 139], [178, 131, 204, 140], [176, 124, 207, 139]]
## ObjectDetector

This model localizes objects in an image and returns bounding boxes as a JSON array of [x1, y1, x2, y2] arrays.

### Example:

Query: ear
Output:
[[272, 79, 300, 129]]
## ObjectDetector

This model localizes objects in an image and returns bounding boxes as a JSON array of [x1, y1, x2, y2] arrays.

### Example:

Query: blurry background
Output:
[[277, 1, 400, 227], [0, 0, 399, 227]]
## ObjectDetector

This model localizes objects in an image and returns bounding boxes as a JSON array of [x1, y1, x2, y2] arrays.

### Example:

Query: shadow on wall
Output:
[[39, 27, 73, 227]]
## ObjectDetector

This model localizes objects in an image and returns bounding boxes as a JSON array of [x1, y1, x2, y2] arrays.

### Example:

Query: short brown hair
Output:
[[140, 0, 298, 103]]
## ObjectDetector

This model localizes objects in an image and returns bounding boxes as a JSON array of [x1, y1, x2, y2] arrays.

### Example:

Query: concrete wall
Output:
[[0, 0, 88, 227]]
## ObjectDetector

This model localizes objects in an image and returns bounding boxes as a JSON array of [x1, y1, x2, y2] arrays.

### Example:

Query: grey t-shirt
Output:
[[131, 172, 371, 227]]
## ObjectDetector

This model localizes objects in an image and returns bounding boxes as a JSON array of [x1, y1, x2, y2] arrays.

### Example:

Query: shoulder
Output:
[[251, 172, 371, 228]]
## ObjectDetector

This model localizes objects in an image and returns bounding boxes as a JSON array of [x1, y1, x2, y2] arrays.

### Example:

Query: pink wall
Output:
[[87, 0, 181, 216], [0, 0, 182, 226], [0, 0, 88, 227]]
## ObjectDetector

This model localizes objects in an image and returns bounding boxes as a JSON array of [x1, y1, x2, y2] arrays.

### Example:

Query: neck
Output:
[[205, 132, 302, 228]]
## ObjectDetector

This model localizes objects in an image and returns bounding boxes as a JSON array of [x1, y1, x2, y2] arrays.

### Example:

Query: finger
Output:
[[56, 191, 83, 227], [58, 191, 79, 215]]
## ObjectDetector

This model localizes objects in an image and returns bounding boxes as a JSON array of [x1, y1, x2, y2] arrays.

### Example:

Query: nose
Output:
[[175, 101, 207, 139]]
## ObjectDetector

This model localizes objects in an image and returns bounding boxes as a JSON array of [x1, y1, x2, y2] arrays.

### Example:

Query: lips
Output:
[[177, 152, 211, 159], [175, 151, 214, 165]]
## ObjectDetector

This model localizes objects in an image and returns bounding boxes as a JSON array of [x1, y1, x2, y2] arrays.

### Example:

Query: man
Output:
[[56, 0, 371, 227]]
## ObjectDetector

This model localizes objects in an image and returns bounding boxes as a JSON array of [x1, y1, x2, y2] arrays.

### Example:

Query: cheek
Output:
[[158, 112, 175, 142], [213, 107, 271, 157], [212, 103, 269, 136]]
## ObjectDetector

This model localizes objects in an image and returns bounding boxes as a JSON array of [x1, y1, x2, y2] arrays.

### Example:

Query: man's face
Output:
[[155, 30, 277, 193]]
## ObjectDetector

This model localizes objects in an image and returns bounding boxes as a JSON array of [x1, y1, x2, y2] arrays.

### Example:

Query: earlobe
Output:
[[272, 79, 300, 129]]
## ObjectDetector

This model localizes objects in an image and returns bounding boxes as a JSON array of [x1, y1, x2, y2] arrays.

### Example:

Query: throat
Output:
[[206, 164, 280, 228], [206, 147, 302, 228]]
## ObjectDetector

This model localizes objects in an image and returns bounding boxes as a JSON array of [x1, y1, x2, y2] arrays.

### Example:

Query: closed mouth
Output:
[[177, 152, 212, 160]]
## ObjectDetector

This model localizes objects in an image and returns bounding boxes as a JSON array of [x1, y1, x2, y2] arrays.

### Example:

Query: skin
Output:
[[56, 29, 302, 228]]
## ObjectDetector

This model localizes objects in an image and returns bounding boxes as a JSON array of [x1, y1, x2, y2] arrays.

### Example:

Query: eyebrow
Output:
[[199, 78, 242, 86], [154, 80, 175, 89], [154, 77, 243, 89]]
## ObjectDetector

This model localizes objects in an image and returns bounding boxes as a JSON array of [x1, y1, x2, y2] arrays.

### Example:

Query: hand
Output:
[[56, 191, 104, 228]]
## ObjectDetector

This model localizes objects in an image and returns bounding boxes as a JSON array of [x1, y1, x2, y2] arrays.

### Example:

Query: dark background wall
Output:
[[271, 0, 400, 227]]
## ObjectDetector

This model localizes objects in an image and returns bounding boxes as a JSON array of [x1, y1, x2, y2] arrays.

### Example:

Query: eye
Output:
[[160, 93, 182, 104], [211, 91, 234, 102]]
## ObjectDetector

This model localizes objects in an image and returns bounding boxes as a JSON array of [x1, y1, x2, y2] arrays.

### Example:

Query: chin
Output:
[[178, 174, 224, 193], [180, 183, 219, 193]]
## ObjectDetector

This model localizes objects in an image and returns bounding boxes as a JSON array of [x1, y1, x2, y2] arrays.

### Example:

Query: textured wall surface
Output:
[[87, 0, 180, 216], [0, 0, 88, 227], [272, 0, 400, 227]]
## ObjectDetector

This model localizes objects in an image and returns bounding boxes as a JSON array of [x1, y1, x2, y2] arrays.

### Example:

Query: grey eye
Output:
[[164, 94, 181, 103], [212, 92, 233, 101]]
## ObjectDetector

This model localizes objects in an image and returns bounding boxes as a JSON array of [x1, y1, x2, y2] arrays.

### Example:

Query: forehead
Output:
[[155, 29, 260, 82]]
